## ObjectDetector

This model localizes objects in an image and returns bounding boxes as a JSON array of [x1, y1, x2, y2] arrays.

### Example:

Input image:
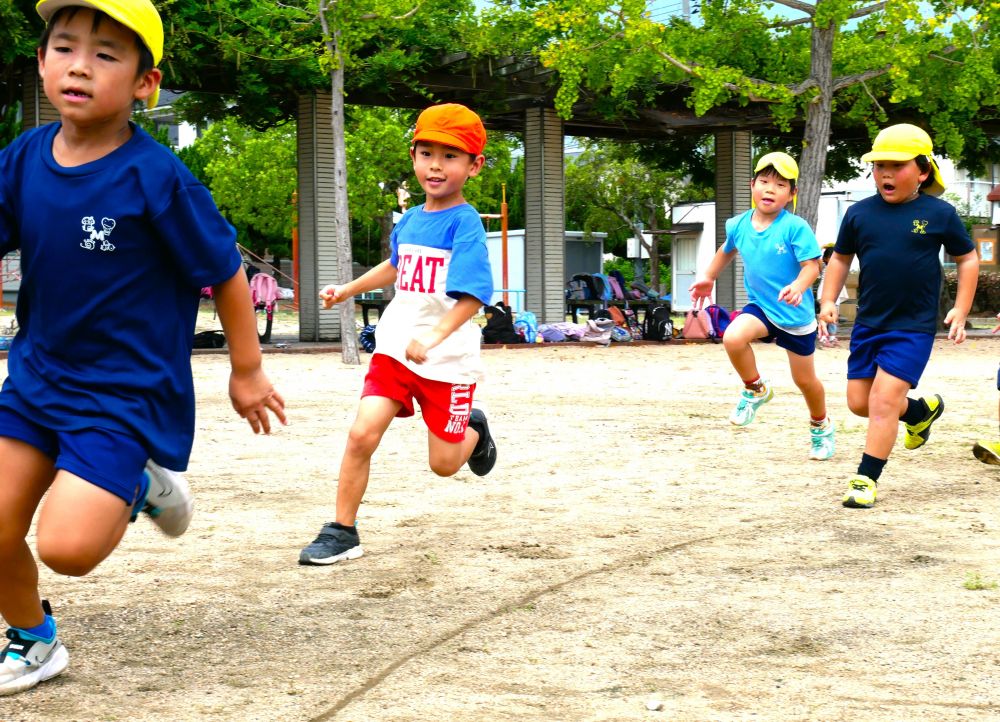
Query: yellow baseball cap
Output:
[[860, 124, 945, 196], [753, 151, 799, 211], [36, 0, 163, 108], [754, 151, 799, 181]]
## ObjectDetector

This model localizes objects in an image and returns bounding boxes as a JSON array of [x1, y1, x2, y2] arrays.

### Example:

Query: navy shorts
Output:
[[0, 406, 148, 504], [847, 324, 934, 388], [740, 304, 816, 357]]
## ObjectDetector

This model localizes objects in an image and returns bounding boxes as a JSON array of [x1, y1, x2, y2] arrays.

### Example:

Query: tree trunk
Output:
[[797, 22, 836, 233], [320, 3, 360, 365], [378, 209, 395, 300], [647, 212, 661, 291]]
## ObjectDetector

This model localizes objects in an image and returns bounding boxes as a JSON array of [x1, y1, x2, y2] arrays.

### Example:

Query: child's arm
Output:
[[688, 246, 737, 308], [819, 252, 852, 324], [778, 258, 821, 307], [319, 260, 398, 308], [212, 268, 287, 433], [405, 295, 483, 364], [945, 249, 979, 344]]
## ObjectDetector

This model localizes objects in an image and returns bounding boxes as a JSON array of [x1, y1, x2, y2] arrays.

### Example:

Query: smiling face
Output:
[[750, 169, 795, 219], [871, 159, 929, 204], [37, 8, 160, 131], [409, 140, 485, 211]]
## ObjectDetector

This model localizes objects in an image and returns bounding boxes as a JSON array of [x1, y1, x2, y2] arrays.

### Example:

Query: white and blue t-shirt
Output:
[[0, 123, 242, 470], [723, 208, 821, 332], [376, 203, 493, 384]]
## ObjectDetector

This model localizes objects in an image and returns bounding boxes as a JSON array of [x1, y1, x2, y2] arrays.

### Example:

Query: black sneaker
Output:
[[467, 408, 497, 476], [298, 523, 363, 565]]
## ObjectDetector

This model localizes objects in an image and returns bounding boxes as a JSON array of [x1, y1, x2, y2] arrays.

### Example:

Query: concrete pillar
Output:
[[713, 130, 752, 310], [296, 92, 341, 341], [523, 108, 566, 324]]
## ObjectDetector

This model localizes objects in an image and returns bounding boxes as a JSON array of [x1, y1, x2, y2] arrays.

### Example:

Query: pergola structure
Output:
[[21, 54, 772, 340]]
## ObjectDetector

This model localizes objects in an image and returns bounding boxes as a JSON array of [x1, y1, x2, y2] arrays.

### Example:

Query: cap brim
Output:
[[412, 130, 481, 155], [860, 150, 918, 163], [753, 160, 798, 181]]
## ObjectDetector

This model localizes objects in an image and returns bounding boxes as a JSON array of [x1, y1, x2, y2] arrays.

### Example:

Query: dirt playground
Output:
[[3, 336, 1000, 721]]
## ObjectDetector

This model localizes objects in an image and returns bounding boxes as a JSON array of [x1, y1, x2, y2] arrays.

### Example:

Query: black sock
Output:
[[858, 453, 887, 482], [330, 521, 357, 534], [899, 397, 927, 426]]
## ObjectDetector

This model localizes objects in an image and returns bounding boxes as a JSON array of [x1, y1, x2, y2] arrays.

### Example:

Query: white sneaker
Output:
[[0, 607, 69, 696], [143, 461, 194, 537], [809, 418, 835, 460]]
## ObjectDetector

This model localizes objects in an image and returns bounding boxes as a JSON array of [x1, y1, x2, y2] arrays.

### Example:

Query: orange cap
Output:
[[412, 103, 486, 155]]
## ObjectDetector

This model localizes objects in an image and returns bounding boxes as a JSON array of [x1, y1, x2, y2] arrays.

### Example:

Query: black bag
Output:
[[192, 330, 226, 349], [644, 304, 673, 342], [482, 302, 523, 344], [572, 273, 600, 300]]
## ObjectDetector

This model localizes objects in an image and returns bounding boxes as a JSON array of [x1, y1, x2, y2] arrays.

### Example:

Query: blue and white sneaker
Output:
[[729, 381, 774, 426], [809, 418, 836, 460], [0, 601, 69, 696], [137, 461, 194, 537]]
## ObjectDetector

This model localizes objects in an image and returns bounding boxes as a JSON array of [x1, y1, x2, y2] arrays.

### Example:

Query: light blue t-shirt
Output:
[[723, 209, 821, 330], [0, 123, 242, 470]]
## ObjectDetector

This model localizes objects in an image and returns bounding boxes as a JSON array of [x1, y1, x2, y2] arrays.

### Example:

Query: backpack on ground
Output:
[[644, 304, 673, 342], [582, 317, 615, 346], [622, 306, 643, 340], [192, 329, 226, 349], [682, 308, 714, 340], [610, 326, 632, 342], [513, 310, 540, 343], [704, 304, 732, 338], [482, 302, 523, 344], [358, 324, 377, 352], [608, 305, 626, 327]]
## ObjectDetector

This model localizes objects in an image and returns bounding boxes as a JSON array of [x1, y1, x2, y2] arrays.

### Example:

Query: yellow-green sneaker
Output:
[[973, 440, 1000, 466], [842, 474, 877, 508], [903, 394, 944, 450]]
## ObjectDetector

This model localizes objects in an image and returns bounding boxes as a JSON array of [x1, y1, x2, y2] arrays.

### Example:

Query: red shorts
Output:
[[362, 354, 476, 442]]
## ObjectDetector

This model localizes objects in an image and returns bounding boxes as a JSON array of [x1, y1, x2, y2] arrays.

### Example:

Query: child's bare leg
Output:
[[36, 472, 136, 578], [786, 350, 826, 418], [859, 370, 911, 459], [0, 439, 54, 628], [722, 314, 768, 381], [427, 427, 479, 477], [335, 396, 400, 526]]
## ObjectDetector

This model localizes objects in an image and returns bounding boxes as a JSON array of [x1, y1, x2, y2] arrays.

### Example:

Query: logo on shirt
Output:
[[775, 242, 788, 255], [396, 253, 445, 293], [912, 219, 928, 235], [80, 216, 117, 251]]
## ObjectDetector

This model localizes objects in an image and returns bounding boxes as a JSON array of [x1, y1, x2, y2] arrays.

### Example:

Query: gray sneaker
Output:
[[299, 523, 363, 565], [142, 461, 194, 537], [0, 602, 69, 697]]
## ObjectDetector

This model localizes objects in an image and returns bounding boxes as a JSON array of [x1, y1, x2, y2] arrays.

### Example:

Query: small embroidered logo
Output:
[[80, 216, 116, 251], [912, 219, 928, 235], [775, 242, 788, 255]]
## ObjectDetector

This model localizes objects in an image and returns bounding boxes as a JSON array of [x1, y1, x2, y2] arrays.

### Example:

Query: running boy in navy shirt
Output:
[[0, 0, 286, 695], [299, 103, 497, 566], [820, 124, 978, 508], [690, 152, 834, 461]]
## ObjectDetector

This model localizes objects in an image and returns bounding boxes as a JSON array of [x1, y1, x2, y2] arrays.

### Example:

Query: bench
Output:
[[357, 298, 389, 327], [565, 298, 659, 324]]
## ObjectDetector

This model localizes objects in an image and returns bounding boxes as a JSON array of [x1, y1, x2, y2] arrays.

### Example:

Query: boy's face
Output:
[[410, 140, 485, 211], [37, 8, 160, 128], [871, 159, 928, 204], [750, 170, 795, 218]]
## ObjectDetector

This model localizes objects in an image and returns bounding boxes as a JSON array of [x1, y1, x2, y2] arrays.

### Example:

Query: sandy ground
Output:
[[3, 332, 1000, 721]]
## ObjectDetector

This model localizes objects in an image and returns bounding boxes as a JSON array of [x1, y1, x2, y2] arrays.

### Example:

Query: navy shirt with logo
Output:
[[835, 193, 973, 335], [0, 123, 241, 470]]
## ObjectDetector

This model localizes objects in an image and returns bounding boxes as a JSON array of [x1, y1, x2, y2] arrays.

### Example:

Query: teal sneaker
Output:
[[842, 475, 877, 508], [809, 418, 835, 460], [729, 381, 774, 426]]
